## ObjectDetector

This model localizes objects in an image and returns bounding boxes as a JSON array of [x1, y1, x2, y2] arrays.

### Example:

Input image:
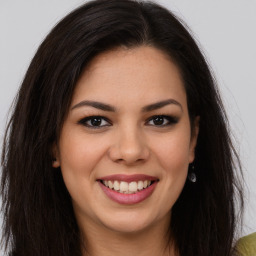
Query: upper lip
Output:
[[97, 174, 159, 183]]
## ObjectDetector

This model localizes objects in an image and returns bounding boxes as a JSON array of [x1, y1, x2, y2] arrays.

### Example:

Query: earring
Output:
[[52, 158, 60, 168], [188, 164, 197, 183]]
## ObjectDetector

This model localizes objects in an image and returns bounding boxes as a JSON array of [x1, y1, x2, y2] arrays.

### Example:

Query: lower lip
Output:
[[98, 181, 158, 205]]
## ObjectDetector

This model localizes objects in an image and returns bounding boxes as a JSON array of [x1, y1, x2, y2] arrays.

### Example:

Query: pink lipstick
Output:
[[97, 174, 158, 205]]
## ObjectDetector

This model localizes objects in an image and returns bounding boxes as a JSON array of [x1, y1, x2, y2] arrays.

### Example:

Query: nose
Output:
[[108, 126, 150, 165]]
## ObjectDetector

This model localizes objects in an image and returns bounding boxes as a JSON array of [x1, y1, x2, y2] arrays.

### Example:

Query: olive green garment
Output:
[[236, 232, 256, 256]]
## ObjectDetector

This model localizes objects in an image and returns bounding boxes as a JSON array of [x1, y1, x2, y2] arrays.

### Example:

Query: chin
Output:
[[98, 209, 170, 235], [103, 219, 153, 234]]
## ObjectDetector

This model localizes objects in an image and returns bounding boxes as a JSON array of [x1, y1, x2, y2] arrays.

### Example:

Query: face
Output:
[[53, 46, 199, 235]]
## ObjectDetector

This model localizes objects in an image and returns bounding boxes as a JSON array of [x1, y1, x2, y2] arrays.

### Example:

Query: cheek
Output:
[[147, 131, 191, 218], [59, 130, 108, 176], [57, 131, 111, 208], [151, 131, 192, 173], [58, 130, 109, 210], [161, 141, 189, 189]]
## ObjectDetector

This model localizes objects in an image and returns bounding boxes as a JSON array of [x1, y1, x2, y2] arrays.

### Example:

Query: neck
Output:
[[79, 214, 177, 256]]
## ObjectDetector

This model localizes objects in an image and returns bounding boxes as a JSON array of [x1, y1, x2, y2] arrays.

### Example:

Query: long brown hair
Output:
[[1, 1, 243, 255]]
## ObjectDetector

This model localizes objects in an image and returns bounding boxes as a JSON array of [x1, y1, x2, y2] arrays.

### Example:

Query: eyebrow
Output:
[[71, 99, 182, 112], [141, 99, 183, 112], [71, 100, 116, 112]]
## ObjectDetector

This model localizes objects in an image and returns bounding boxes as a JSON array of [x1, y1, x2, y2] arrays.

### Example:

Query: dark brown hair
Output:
[[1, 0, 243, 255]]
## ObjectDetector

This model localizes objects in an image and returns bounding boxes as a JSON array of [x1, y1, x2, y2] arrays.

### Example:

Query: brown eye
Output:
[[78, 116, 111, 128], [152, 116, 165, 125], [90, 117, 103, 126], [146, 115, 178, 127]]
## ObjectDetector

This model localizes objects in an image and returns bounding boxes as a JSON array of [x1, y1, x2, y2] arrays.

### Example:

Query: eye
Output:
[[78, 116, 111, 128], [146, 115, 178, 127]]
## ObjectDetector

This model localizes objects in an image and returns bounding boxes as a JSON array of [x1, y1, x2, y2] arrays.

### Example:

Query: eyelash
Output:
[[78, 115, 178, 129], [78, 116, 112, 129], [146, 115, 178, 127]]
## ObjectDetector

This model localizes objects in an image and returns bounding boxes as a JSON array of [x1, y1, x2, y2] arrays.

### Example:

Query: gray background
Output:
[[1, 0, 255, 253]]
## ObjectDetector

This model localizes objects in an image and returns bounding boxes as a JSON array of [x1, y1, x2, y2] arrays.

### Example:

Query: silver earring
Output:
[[188, 164, 197, 183]]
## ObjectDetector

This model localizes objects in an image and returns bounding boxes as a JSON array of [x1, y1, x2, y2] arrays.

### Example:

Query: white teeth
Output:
[[108, 180, 114, 189], [120, 181, 128, 192], [129, 181, 138, 192], [102, 180, 153, 194], [113, 180, 120, 190], [138, 181, 144, 190]]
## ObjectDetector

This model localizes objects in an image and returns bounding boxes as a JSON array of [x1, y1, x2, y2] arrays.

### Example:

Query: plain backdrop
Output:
[[1, 0, 255, 253]]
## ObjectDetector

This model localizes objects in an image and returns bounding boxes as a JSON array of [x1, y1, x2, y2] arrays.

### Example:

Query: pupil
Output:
[[91, 118, 102, 126], [153, 116, 164, 125]]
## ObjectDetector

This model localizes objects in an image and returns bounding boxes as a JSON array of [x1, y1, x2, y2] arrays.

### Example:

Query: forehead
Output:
[[72, 46, 186, 108]]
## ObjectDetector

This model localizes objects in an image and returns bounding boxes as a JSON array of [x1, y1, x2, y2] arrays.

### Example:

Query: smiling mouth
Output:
[[98, 174, 159, 204], [100, 180, 156, 194]]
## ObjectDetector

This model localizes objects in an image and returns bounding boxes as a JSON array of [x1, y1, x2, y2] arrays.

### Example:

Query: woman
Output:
[[1, 0, 245, 255]]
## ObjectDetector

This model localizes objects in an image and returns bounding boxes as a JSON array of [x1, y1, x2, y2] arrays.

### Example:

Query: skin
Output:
[[53, 46, 199, 256]]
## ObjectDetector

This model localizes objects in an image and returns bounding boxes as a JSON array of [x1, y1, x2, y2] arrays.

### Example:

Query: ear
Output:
[[52, 143, 60, 168], [189, 116, 200, 163]]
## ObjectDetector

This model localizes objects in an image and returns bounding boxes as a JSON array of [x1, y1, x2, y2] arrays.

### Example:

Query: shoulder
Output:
[[236, 232, 256, 256]]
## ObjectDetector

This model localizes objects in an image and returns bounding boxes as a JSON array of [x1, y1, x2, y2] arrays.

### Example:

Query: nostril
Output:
[[107, 138, 150, 164]]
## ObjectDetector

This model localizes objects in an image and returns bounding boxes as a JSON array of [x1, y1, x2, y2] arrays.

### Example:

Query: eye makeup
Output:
[[77, 114, 179, 130], [145, 115, 179, 127], [78, 116, 112, 129]]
